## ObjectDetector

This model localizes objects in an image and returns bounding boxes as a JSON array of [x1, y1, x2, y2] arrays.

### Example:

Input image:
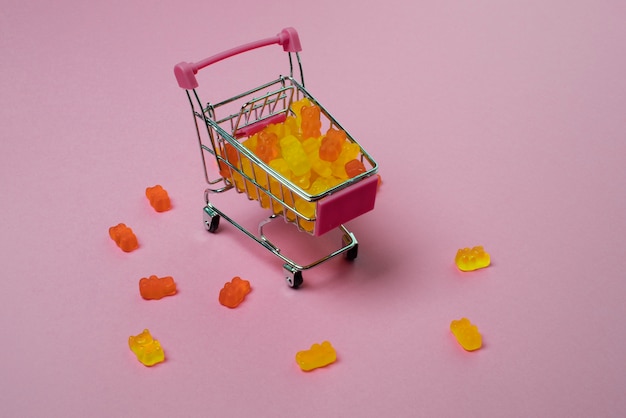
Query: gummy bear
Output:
[[263, 121, 289, 140], [291, 171, 311, 190], [129, 329, 165, 366], [109, 223, 138, 252], [219, 142, 241, 183], [302, 137, 332, 178], [300, 104, 322, 139], [269, 158, 295, 218], [291, 97, 313, 131], [450, 318, 482, 351], [295, 341, 337, 371], [283, 116, 299, 137], [345, 159, 366, 178], [301, 137, 320, 155], [295, 177, 333, 232], [280, 135, 311, 177], [145, 185, 171, 212], [240, 155, 259, 200], [256, 131, 280, 163], [319, 128, 347, 162], [331, 142, 360, 179], [253, 164, 271, 208], [219, 276, 251, 308], [455, 246, 491, 271], [139, 275, 177, 300]]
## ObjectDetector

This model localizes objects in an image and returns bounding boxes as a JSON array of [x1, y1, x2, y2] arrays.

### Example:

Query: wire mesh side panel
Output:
[[190, 77, 292, 188], [210, 79, 305, 229]]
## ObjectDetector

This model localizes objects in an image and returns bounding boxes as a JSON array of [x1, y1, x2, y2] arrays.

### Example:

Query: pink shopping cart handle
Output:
[[174, 27, 302, 90]]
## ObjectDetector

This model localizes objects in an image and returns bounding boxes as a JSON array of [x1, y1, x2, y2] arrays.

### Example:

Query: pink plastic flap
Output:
[[234, 113, 287, 138], [314, 175, 378, 236]]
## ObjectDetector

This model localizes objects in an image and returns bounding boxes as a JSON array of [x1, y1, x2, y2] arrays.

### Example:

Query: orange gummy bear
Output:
[[256, 131, 280, 163], [295, 341, 337, 371], [219, 143, 240, 178], [109, 223, 138, 252], [145, 185, 171, 212], [219, 276, 251, 308], [450, 318, 482, 351], [139, 275, 177, 300], [319, 128, 346, 162], [301, 104, 322, 139], [345, 159, 366, 178]]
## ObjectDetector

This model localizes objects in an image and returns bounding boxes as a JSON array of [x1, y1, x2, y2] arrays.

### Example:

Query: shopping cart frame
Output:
[[174, 28, 378, 288]]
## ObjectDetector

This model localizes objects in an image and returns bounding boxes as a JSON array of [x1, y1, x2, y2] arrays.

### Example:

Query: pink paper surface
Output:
[[1, 1, 625, 417]]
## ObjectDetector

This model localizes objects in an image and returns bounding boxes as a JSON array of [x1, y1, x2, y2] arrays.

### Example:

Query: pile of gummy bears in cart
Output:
[[220, 98, 369, 232]]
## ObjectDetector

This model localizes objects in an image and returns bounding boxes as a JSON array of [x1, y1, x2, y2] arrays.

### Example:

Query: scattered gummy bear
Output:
[[139, 275, 177, 300], [128, 329, 165, 366], [219, 276, 251, 308], [145, 185, 171, 212], [109, 223, 138, 252], [450, 318, 482, 351], [295, 341, 337, 371], [455, 246, 490, 271]]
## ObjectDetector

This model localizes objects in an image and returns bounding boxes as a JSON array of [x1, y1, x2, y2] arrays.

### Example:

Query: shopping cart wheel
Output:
[[342, 234, 359, 261], [206, 215, 220, 233], [345, 243, 359, 261], [284, 265, 303, 289], [203, 210, 220, 233]]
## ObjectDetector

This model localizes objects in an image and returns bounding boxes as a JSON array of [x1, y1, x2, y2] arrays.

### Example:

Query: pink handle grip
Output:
[[174, 27, 302, 89]]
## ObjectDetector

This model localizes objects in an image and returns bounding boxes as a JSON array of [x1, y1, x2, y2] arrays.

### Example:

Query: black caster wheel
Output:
[[345, 243, 359, 261], [285, 269, 303, 289], [204, 214, 220, 233], [342, 234, 358, 261]]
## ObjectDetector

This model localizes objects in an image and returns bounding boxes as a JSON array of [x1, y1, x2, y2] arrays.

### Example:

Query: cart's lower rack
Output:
[[202, 202, 358, 288]]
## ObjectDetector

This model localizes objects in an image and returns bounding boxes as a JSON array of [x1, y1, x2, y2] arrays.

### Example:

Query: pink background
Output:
[[2, 1, 625, 417]]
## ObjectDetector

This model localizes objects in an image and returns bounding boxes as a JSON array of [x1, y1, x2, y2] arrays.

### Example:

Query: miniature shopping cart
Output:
[[174, 28, 379, 288]]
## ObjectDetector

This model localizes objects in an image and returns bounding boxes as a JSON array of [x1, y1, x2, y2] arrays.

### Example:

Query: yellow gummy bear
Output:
[[128, 329, 165, 366], [455, 246, 490, 271], [283, 116, 299, 137], [301, 137, 320, 154], [240, 155, 258, 200], [450, 318, 482, 351], [242, 134, 257, 152], [295, 177, 334, 232], [252, 164, 270, 208], [280, 135, 311, 177], [295, 341, 337, 371], [291, 97, 313, 131], [331, 142, 360, 179], [263, 121, 288, 139], [269, 158, 296, 219]]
